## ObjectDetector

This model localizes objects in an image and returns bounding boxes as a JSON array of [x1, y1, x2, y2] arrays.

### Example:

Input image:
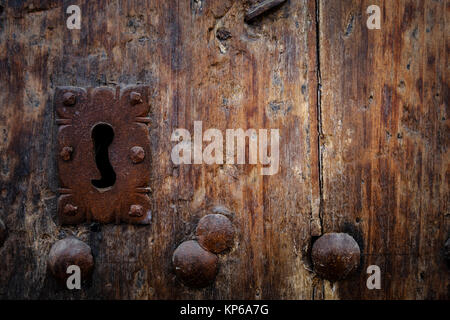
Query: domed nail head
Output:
[[129, 146, 145, 164], [0, 219, 6, 247], [48, 237, 94, 284], [196, 214, 234, 254], [172, 240, 218, 288], [63, 92, 76, 106], [311, 232, 360, 281]]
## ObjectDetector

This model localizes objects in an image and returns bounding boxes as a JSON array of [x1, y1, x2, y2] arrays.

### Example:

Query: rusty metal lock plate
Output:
[[55, 86, 151, 225]]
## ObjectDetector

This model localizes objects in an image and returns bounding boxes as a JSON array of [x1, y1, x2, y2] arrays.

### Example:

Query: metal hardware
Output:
[[63, 92, 76, 106], [60, 146, 73, 161], [48, 237, 94, 284], [130, 91, 143, 105], [128, 204, 144, 217], [0, 218, 6, 247], [172, 207, 235, 288], [55, 86, 151, 224], [311, 233, 360, 281], [172, 240, 218, 288], [196, 214, 234, 253], [445, 238, 450, 268]]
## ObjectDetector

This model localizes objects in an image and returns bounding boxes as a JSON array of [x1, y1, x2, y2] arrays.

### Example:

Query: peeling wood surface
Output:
[[0, 0, 448, 299]]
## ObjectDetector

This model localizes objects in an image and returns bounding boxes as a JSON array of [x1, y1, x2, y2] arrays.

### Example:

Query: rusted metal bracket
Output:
[[55, 86, 151, 225]]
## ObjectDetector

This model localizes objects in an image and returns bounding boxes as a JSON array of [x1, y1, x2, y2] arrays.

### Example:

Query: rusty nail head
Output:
[[48, 237, 94, 283], [311, 232, 361, 281], [129, 204, 144, 217], [130, 146, 145, 164], [130, 91, 142, 105], [172, 240, 218, 288], [60, 146, 73, 161], [196, 214, 234, 253], [63, 92, 76, 106], [63, 203, 78, 216]]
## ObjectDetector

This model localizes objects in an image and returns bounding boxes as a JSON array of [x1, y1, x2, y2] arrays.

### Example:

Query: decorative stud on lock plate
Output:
[[196, 214, 234, 254], [130, 91, 142, 105], [129, 146, 145, 164], [0, 218, 6, 247], [62, 92, 76, 106], [60, 146, 73, 161], [63, 203, 78, 216]]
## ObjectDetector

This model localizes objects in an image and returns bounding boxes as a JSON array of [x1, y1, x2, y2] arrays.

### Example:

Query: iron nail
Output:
[[63, 92, 76, 106], [63, 203, 78, 216], [60, 146, 73, 161], [130, 91, 142, 105], [130, 146, 145, 163]]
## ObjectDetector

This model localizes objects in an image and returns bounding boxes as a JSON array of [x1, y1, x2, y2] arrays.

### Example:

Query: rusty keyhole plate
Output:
[[55, 86, 151, 225]]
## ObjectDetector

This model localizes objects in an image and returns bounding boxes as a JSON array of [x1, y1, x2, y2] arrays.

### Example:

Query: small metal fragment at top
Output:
[[245, 0, 286, 22], [60, 146, 73, 161]]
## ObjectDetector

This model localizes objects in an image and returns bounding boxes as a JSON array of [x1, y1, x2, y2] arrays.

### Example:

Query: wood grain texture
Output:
[[319, 0, 449, 299], [0, 0, 319, 299], [0, 0, 447, 299]]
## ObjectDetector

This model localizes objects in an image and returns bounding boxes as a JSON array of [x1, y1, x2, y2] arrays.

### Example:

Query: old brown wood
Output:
[[0, 0, 447, 299]]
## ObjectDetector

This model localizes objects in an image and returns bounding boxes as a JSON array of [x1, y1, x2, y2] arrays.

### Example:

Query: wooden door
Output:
[[0, 0, 448, 299]]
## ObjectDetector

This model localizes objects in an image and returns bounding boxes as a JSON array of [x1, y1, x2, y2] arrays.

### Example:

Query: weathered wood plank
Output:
[[0, 0, 447, 300], [319, 0, 449, 299], [0, 0, 319, 299]]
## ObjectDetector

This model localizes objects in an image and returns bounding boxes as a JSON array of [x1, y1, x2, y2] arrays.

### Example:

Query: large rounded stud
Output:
[[172, 240, 218, 288], [196, 214, 234, 254], [48, 237, 94, 284], [311, 233, 360, 281]]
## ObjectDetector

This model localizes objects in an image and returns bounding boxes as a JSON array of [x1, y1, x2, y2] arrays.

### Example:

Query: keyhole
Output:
[[91, 123, 116, 189]]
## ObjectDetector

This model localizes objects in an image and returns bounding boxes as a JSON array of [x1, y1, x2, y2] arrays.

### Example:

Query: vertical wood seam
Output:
[[315, 0, 324, 233]]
